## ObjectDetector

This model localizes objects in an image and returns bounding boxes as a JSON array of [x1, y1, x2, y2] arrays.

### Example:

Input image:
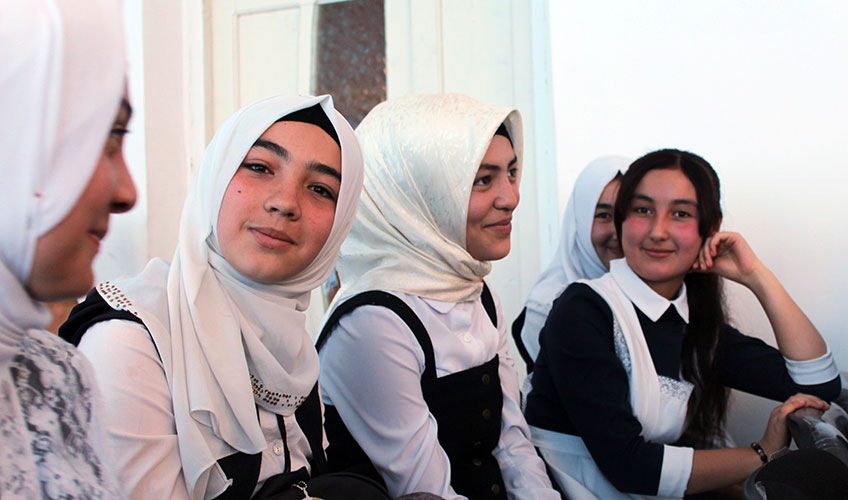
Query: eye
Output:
[[473, 175, 492, 187], [594, 211, 613, 220], [241, 162, 272, 175], [508, 167, 519, 179], [110, 127, 130, 138], [673, 210, 694, 218], [631, 205, 651, 215], [309, 184, 337, 202]]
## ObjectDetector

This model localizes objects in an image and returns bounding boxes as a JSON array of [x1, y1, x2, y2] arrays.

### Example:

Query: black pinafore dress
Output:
[[316, 283, 508, 499], [59, 289, 390, 500]]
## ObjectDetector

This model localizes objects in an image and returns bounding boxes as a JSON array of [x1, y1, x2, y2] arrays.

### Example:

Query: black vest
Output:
[[316, 284, 508, 499], [59, 290, 327, 499]]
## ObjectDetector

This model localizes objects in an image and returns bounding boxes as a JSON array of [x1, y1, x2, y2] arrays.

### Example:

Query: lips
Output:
[[484, 218, 512, 235], [88, 224, 108, 243], [250, 226, 295, 250], [643, 247, 674, 258]]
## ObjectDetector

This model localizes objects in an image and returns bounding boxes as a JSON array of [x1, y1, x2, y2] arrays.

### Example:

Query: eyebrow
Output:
[[308, 161, 342, 182], [633, 193, 698, 206], [479, 156, 518, 172], [253, 139, 290, 161], [595, 202, 614, 211]]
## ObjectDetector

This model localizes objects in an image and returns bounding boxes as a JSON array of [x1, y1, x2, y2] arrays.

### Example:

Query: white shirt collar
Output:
[[609, 259, 689, 323]]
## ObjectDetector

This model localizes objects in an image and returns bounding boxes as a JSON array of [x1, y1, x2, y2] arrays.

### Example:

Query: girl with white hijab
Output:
[[317, 94, 560, 500], [0, 0, 134, 498], [517, 156, 630, 368], [59, 95, 365, 500]]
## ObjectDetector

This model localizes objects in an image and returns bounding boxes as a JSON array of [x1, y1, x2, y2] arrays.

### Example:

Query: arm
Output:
[[318, 306, 465, 500], [77, 320, 190, 500], [489, 293, 560, 500], [716, 325, 841, 402], [687, 393, 829, 494], [694, 231, 829, 361]]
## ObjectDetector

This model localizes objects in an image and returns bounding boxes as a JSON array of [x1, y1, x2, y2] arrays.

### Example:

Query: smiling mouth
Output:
[[251, 227, 295, 249], [643, 248, 673, 258], [485, 219, 512, 235], [89, 227, 108, 241]]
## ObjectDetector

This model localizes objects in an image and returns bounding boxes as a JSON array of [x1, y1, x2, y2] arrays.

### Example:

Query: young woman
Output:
[[524, 149, 840, 500], [59, 95, 365, 500], [517, 156, 630, 369], [317, 94, 560, 500], [0, 0, 134, 497]]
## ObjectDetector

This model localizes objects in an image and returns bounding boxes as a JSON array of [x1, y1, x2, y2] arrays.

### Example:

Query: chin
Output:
[[29, 276, 93, 303], [469, 243, 511, 261]]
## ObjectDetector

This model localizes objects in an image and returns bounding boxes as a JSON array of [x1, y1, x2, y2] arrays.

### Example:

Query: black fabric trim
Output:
[[480, 282, 498, 328], [511, 307, 534, 373], [317, 291, 436, 380], [295, 383, 328, 475], [58, 288, 144, 347], [214, 451, 262, 500]]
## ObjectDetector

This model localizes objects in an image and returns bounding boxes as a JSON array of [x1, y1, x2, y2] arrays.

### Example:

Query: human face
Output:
[[465, 135, 519, 261], [217, 121, 341, 284], [620, 168, 701, 299], [26, 97, 137, 301], [591, 179, 623, 269]]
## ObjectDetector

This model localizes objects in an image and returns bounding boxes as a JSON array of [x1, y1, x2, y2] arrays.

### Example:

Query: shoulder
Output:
[[321, 291, 427, 362], [549, 282, 613, 325]]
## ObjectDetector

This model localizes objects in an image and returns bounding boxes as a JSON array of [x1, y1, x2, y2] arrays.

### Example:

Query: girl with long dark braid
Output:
[[524, 149, 840, 499]]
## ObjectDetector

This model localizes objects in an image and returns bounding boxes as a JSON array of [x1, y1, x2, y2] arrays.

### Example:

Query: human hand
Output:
[[759, 393, 830, 456], [691, 231, 766, 286]]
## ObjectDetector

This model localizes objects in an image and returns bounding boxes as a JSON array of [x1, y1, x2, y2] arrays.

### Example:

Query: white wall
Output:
[[549, 0, 848, 442]]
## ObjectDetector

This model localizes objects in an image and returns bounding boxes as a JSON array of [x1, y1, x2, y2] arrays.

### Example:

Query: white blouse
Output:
[[318, 290, 560, 500], [78, 319, 320, 500]]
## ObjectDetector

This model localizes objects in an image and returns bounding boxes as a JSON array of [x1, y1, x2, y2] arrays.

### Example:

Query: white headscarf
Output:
[[0, 0, 125, 351], [332, 93, 522, 307], [99, 94, 363, 499], [520, 156, 629, 360]]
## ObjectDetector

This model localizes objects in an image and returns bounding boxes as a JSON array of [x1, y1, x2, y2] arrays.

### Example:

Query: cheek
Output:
[[620, 217, 645, 251], [216, 179, 249, 249], [304, 202, 337, 251], [466, 193, 486, 227], [677, 225, 704, 258], [591, 221, 613, 247]]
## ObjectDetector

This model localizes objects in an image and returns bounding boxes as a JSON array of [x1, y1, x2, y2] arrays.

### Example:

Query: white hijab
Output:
[[99, 95, 364, 499], [0, 0, 125, 353], [520, 156, 629, 358], [332, 93, 522, 307]]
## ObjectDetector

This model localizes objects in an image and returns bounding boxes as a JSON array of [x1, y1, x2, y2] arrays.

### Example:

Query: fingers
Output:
[[695, 232, 728, 271], [776, 393, 830, 417]]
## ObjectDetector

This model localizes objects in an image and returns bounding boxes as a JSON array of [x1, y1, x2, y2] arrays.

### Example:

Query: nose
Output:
[[649, 213, 669, 241], [264, 177, 301, 219], [493, 177, 519, 211], [110, 155, 137, 214]]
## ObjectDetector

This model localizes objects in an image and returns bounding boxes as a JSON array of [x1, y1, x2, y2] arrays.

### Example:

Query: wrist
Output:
[[750, 442, 768, 465], [745, 265, 776, 295]]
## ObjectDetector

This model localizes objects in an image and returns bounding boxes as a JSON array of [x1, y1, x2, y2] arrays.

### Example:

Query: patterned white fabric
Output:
[[331, 93, 522, 306], [0, 0, 125, 498], [99, 95, 363, 500], [520, 156, 630, 362]]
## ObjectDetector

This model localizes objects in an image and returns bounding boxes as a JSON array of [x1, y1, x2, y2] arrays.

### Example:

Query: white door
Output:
[[209, 0, 317, 130]]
